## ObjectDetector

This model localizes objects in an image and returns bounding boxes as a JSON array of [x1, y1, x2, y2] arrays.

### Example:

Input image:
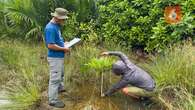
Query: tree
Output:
[[0, 0, 98, 41], [1, 0, 52, 41]]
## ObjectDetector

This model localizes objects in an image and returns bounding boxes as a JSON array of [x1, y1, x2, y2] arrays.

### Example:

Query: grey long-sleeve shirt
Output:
[[104, 51, 155, 96]]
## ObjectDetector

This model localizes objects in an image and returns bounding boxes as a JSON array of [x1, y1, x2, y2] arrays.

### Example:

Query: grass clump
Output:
[[145, 44, 195, 90], [143, 43, 195, 110], [0, 41, 47, 110], [1, 81, 40, 110]]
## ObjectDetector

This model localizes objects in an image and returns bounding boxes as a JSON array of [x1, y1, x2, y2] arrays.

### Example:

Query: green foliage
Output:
[[76, 0, 97, 22], [0, 41, 46, 72], [62, 13, 100, 44], [55, 0, 97, 22], [73, 43, 101, 67], [144, 44, 195, 90], [0, 0, 51, 41], [0, 40, 195, 109], [0, 0, 97, 41], [97, 0, 195, 52], [0, 0, 195, 52], [0, 48, 20, 69], [0, 41, 48, 110], [181, 93, 195, 110], [79, 21, 100, 43], [140, 43, 195, 110], [1, 80, 41, 110], [62, 13, 80, 40], [86, 57, 114, 70]]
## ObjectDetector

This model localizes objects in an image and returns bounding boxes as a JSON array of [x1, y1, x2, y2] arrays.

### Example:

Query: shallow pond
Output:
[[59, 83, 161, 110]]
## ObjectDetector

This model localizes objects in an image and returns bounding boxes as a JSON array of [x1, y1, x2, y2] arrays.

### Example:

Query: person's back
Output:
[[127, 65, 155, 91]]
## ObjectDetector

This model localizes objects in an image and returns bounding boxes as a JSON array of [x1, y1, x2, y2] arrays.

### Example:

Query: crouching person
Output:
[[101, 51, 156, 100]]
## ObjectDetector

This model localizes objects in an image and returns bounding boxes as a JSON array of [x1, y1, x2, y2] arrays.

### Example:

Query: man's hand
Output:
[[64, 47, 70, 53], [101, 93, 106, 98], [64, 42, 69, 45], [48, 44, 70, 53], [100, 52, 109, 56]]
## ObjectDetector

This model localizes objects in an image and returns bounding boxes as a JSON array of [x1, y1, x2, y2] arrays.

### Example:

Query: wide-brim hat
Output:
[[51, 8, 69, 19]]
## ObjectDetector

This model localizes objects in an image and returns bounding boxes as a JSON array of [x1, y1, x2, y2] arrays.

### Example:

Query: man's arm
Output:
[[48, 44, 69, 53], [104, 79, 129, 96], [102, 51, 134, 69]]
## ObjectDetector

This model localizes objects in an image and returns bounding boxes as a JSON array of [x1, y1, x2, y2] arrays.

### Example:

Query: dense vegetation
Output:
[[0, 0, 97, 41], [0, 0, 195, 52], [97, 0, 195, 52], [0, 0, 195, 110], [0, 41, 195, 110]]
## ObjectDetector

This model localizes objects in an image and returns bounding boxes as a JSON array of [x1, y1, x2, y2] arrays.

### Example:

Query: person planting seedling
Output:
[[100, 51, 156, 103]]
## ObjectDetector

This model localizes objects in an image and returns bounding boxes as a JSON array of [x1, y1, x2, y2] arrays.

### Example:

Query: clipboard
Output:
[[64, 38, 81, 48]]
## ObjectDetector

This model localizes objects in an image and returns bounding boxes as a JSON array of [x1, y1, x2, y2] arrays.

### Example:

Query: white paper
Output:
[[65, 38, 81, 48]]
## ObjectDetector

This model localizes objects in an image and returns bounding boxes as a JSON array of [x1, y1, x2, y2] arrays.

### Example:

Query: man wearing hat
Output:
[[44, 8, 69, 108]]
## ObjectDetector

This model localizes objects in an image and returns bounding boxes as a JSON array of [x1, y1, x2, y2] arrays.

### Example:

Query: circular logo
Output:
[[164, 5, 182, 24]]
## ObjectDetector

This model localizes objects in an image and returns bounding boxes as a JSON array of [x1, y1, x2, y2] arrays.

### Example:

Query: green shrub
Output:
[[86, 57, 114, 71], [0, 0, 98, 41], [62, 13, 80, 40], [97, 0, 195, 52], [72, 43, 100, 68]]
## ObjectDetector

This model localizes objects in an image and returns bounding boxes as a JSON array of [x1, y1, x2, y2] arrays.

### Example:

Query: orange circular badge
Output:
[[164, 5, 182, 24]]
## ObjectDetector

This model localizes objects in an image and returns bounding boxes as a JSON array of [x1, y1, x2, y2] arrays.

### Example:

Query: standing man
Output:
[[44, 8, 69, 108]]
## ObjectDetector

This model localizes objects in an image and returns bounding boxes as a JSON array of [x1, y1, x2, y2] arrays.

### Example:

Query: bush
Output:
[[86, 57, 114, 71], [97, 0, 195, 52]]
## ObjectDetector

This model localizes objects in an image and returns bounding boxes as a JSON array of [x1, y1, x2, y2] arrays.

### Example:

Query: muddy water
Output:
[[61, 83, 159, 110]]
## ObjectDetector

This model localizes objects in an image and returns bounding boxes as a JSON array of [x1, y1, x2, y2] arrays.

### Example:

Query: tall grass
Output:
[[143, 43, 195, 110], [0, 76, 41, 110], [145, 44, 195, 90], [178, 90, 195, 110], [71, 43, 101, 80], [1, 40, 195, 110], [0, 41, 48, 110]]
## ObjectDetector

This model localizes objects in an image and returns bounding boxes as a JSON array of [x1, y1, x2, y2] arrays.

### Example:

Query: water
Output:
[[0, 80, 161, 110], [61, 83, 160, 110]]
